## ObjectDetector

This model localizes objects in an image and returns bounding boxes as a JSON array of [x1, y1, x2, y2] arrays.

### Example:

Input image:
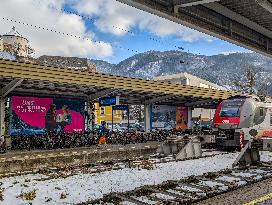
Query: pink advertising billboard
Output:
[[10, 96, 85, 135], [176, 106, 188, 129]]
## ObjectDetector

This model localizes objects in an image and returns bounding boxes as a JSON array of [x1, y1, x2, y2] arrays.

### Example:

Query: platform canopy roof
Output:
[[0, 59, 236, 108]]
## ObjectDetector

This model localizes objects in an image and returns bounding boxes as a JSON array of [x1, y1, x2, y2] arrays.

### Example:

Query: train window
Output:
[[270, 114, 272, 126], [260, 108, 264, 116], [100, 107, 105, 115], [253, 107, 267, 125], [219, 100, 244, 117]]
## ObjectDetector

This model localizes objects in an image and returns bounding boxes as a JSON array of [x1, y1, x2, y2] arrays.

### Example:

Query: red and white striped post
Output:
[[240, 130, 245, 150]]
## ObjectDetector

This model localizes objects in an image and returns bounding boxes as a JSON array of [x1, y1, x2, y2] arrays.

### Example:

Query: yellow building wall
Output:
[[95, 103, 122, 125]]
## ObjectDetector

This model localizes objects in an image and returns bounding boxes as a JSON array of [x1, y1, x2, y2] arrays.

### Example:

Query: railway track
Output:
[[82, 164, 272, 205]]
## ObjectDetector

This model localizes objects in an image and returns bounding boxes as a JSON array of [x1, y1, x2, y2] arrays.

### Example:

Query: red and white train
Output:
[[213, 95, 272, 148]]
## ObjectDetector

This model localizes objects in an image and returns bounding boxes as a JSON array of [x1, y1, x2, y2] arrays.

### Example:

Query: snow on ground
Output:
[[151, 193, 175, 200], [0, 153, 239, 205], [216, 176, 242, 183], [134, 196, 157, 204], [199, 181, 228, 191], [260, 151, 272, 162], [202, 150, 228, 156]]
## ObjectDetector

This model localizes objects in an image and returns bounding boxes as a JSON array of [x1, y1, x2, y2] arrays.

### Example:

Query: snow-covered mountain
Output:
[[90, 50, 272, 93]]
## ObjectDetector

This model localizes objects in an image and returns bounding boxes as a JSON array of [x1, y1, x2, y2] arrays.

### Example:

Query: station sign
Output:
[[99, 96, 119, 107], [112, 105, 129, 111]]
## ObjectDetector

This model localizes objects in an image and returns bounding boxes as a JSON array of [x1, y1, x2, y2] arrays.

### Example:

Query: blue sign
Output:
[[113, 105, 129, 111], [99, 96, 119, 106]]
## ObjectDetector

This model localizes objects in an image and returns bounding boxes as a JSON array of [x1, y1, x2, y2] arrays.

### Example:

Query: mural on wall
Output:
[[176, 106, 188, 129], [152, 105, 176, 129], [10, 96, 85, 136]]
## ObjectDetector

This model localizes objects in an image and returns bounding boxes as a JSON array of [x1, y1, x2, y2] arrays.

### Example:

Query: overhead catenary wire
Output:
[[50, 7, 96, 22], [1, 17, 190, 59], [43, 2, 181, 50], [1, 6, 192, 60], [34, 0, 97, 22], [0, 20, 192, 66], [0, 16, 139, 54], [2, 0, 190, 58]]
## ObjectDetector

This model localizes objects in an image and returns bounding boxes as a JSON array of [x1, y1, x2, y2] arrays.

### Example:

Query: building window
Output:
[[180, 78, 187, 85], [100, 107, 105, 115], [186, 78, 190, 85], [113, 109, 117, 115]]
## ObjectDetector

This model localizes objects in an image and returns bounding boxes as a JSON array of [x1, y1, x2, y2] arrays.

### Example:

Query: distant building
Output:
[[95, 103, 123, 125], [0, 37, 3, 51], [0, 28, 96, 73], [0, 27, 34, 58], [36, 55, 96, 72], [153, 72, 227, 120], [0, 38, 13, 60], [154, 72, 227, 91]]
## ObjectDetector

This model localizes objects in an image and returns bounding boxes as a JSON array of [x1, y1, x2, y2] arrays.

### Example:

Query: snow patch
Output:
[[0, 153, 239, 204]]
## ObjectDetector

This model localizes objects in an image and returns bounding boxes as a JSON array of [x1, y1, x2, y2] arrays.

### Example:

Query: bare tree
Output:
[[129, 105, 144, 122]]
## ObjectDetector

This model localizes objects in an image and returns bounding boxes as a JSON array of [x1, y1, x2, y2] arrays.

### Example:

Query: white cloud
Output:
[[0, 0, 113, 58], [0, 0, 213, 61], [74, 0, 138, 36], [137, 16, 213, 42], [73, 0, 213, 42]]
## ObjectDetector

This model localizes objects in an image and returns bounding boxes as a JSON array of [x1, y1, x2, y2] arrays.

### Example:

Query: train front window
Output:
[[219, 100, 245, 117]]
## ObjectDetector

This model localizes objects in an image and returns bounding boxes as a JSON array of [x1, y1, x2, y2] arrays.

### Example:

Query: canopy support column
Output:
[[144, 104, 151, 132], [188, 107, 193, 129], [0, 97, 5, 136], [86, 101, 95, 132], [0, 79, 23, 136]]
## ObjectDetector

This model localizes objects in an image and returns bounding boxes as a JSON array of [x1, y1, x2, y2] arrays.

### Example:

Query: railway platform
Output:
[[0, 142, 160, 175]]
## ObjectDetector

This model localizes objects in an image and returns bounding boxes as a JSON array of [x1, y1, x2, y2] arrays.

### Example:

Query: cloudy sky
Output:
[[0, 0, 249, 63]]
